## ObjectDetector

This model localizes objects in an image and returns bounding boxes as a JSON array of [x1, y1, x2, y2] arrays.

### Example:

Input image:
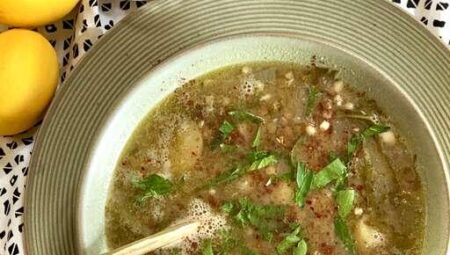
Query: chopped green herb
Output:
[[347, 134, 363, 158], [361, 124, 390, 137], [293, 240, 308, 255], [201, 239, 214, 255], [335, 216, 356, 255], [216, 231, 258, 255], [249, 150, 268, 161], [205, 167, 246, 188], [211, 120, 236, 149], [347, 124, 390, 157], [276, 226, 301, 254], [223, 198, 286, 241], [311, 158, 347, 189], [228, 110, 264, 124], [221, 201, 234, 214], [219, 120, 235, 138], [252, 126, 262, 148], [294, 162, 313, 207], [132, 174, 173, 203], [305, 86, 321, 117], [336, 189, 356, 218], [204, 151, 277, 188], [214, 230, 260, 255], [249, 153, 278, 171], [216, 230, 235, 254]]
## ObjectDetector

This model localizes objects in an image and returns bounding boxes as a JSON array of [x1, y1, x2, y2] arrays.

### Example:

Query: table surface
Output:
[[0, 0, 449, 254]]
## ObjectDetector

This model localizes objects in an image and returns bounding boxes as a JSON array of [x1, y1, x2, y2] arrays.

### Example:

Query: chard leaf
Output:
[[294, 162, 313, 207], [312, 158, 347, 189], [228, 110, 264, 124], [336, 189, 356, 218]]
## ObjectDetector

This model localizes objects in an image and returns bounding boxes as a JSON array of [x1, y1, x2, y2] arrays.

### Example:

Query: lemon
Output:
[[0, 0, 80, 27], [0, 29, 59, 135]]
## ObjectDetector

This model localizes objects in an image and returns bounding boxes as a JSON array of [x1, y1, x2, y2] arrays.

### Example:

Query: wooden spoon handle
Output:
[[102, 221, 199, 255]]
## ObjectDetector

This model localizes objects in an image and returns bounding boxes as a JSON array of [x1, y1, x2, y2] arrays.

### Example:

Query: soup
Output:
[[105, 62, 425, 255]]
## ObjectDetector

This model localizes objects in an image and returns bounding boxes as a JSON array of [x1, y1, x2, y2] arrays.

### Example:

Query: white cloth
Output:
[[0, 0, 449, 254]]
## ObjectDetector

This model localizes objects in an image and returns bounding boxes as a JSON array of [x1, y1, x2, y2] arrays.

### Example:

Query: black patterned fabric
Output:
[[0, 0, 448, 254]]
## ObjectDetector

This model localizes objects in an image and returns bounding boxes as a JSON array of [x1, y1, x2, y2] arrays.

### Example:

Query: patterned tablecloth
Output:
[[0, 0, 449, 254]]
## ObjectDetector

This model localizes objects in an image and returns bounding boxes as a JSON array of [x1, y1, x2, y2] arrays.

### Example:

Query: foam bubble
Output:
[[170, 199, 228, 254]]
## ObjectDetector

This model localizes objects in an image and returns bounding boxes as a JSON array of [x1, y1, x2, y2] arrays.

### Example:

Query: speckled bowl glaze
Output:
[[25, 0, 450, 254]]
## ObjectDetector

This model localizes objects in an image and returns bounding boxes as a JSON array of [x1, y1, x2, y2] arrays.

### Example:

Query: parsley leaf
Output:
[[305, 86, 321, 117], [276, 226, 301, 254], [335, 216, 356, 255], [347, 124, 390, 157], [221, 201, 235, 214], [219, 120, 235, 138], [294, 162, 313, 207], [252, 126, 262, 148], [347, 134, 363, 158], [132, 174, 173, 203], [362, 124, 390, 137], [205, 167, 246, 188], [336, 189, 356, 219], [203, 150, 277, 189], [212, 120, 236, 149], [228, 110, 264, 124], [249, 152, 278, 171], [277, 225, 308, 255], [216, 230, 257, 255], [311, 158, 347, 189], [223, 198, 286, 241], [201, 239, 214, 255], [293, 240, 308, 255]]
